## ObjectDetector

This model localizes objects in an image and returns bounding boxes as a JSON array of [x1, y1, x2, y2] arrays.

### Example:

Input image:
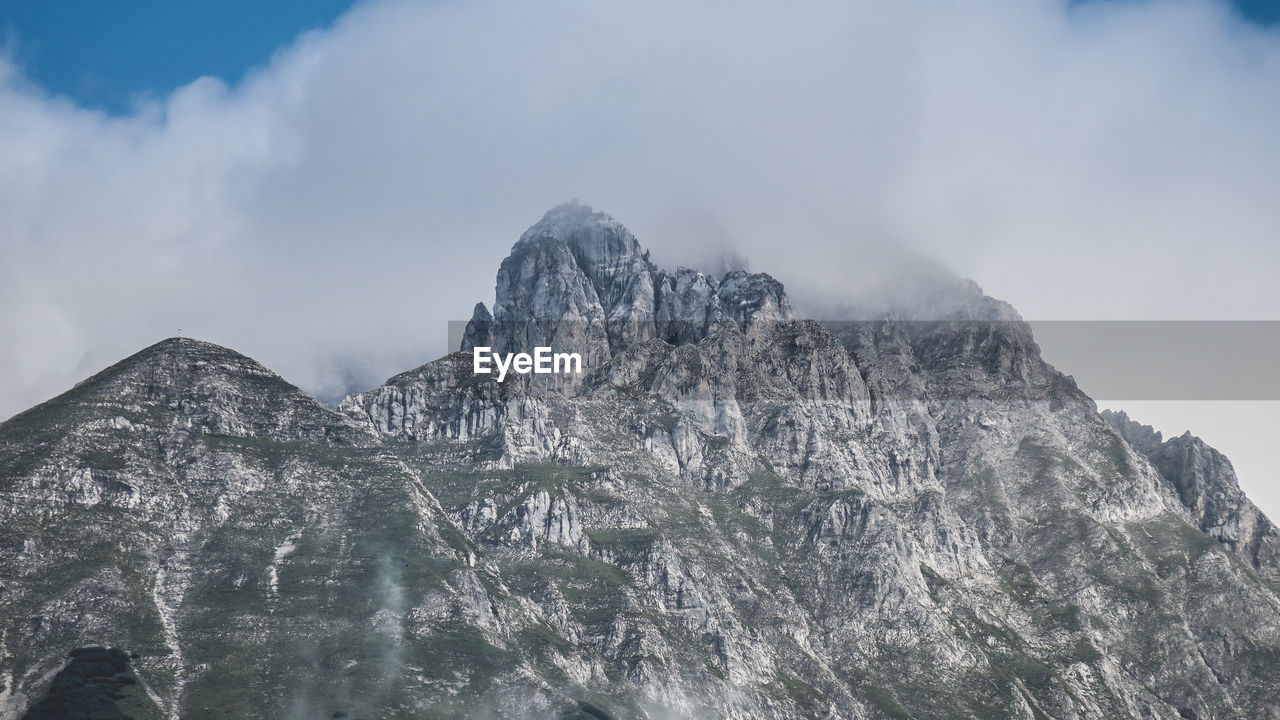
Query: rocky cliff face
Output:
[[1104, 410, 1280, 585], [3, 204, 1279, 720]]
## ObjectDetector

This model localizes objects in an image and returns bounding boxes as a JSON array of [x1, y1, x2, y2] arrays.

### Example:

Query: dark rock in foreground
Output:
[[20, 647, 146, 720]]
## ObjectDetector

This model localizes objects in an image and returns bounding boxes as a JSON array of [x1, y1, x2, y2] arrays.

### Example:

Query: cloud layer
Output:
[[2, 0, 1278, 413]]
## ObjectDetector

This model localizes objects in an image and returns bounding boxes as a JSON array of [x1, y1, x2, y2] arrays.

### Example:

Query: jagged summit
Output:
[[1104, 409, 1280, 580], [1100, 409, 1165, 454], [462, 203, 793, 374], [309, 205, 1280, 718], [513, 201, 649, 266], [462, 204, 1048, 400]]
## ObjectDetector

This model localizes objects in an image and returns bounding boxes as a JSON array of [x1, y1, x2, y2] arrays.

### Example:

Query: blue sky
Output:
[[1235, 0, 1280, 22], [1, 0, 1277, 114], [2, 0, 358, 113]]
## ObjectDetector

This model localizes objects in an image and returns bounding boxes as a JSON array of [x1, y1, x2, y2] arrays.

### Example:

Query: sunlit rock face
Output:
[[4, 206, 1280, 720]]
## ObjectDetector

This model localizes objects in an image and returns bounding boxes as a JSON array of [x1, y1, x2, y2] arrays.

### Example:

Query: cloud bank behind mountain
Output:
[[2, 0, 1278, 509]]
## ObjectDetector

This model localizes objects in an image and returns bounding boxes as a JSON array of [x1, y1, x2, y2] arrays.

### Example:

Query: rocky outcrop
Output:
[[338, 351, 562, 463], [1105, 409, 1280, 584], [461, 203, 794, 380]]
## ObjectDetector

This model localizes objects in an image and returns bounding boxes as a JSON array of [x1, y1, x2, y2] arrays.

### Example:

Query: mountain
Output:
[[1103, 410, 1280, 585], [3, 203, 1279, 720]]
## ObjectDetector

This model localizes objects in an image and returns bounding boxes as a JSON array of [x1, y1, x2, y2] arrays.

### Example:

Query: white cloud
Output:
[[1, 0, 1278, 511]]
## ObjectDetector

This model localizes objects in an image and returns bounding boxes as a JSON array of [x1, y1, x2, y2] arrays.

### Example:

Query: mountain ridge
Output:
[[3, 205, 1279, 719]]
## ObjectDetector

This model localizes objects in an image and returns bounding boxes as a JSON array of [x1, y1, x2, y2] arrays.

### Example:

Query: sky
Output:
[[1, 1, 357, 114], [1, 0, 1279, 517]]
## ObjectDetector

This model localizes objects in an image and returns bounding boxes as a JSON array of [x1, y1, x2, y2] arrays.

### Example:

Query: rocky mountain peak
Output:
[[463, 203, 794, 373], [5, 337, 370, 453], [1101, 409, 1165, 455], [7, 207, 1280, 720], [95, 336, 260, 377], [513, 202, 652, 296], [1103, 409, 1280, 582], [17, 336, 275, 424]]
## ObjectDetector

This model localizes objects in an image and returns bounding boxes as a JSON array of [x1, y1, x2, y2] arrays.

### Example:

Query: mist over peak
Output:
[[5, 0, 1280, 430]]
